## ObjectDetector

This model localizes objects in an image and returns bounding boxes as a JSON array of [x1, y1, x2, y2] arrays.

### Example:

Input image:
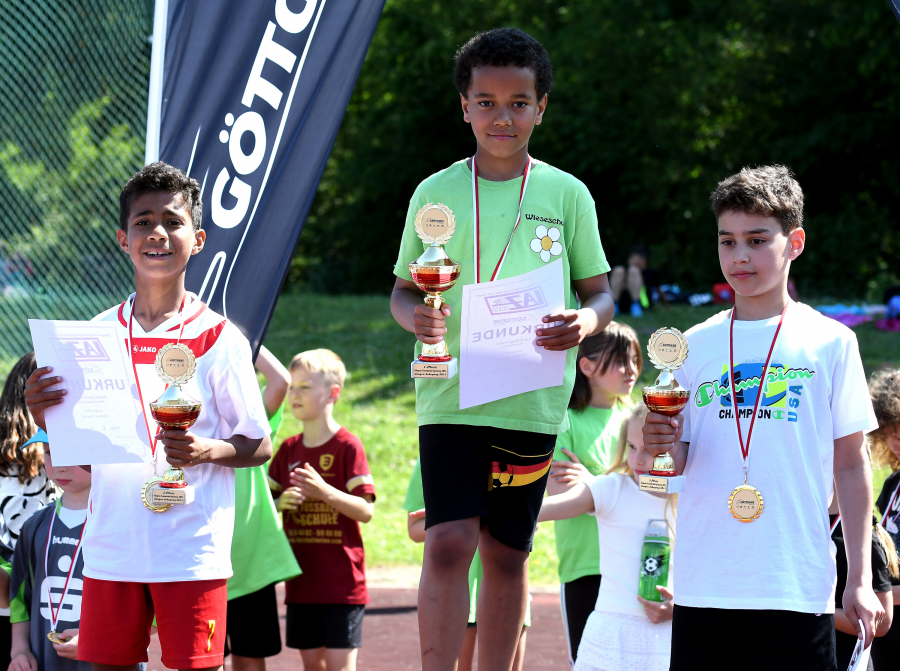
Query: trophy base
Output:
[[639, 474, 686, 493], [411, 358, 458, 379], [150, 484, 195, 507]]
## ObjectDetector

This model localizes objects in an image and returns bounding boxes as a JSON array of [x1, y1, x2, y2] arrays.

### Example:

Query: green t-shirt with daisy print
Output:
[[393, 158, 610, 435]]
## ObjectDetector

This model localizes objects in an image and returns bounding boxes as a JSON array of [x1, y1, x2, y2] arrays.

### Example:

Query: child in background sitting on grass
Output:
[[9, 433, 93, 671], [539, 405, 676, 671], [547, 322, 640, 666], [269, 349, 375, 671], [403, 458, 529, 671], [868, 368, 900, 666]]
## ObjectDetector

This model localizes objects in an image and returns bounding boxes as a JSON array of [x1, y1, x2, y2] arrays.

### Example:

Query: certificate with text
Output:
[[29, 319, 150, 466], [459, 260, 566, 409]]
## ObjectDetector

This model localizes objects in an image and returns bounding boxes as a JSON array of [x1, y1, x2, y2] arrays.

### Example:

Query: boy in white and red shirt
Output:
[[268, 349, 375, 671], [25, 162, 272, 670]]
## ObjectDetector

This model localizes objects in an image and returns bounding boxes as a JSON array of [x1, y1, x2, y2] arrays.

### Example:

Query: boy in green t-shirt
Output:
[[390, 27, 614, 671], [226, 345, 301, 671]]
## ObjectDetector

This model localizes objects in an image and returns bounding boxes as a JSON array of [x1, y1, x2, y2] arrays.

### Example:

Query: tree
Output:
[[293, 0, 900, 299]]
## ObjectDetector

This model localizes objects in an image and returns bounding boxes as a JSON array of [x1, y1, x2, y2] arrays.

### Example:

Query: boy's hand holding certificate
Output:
[[459, 259, 567, 408], [28, 319, 148, 466]]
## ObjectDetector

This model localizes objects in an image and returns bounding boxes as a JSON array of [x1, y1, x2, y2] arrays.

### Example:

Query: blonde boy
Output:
[[268, 349, 375, 671]]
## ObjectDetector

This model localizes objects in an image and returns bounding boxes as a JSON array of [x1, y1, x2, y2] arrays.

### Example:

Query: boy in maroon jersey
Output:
[[268, 349, 375, 671]]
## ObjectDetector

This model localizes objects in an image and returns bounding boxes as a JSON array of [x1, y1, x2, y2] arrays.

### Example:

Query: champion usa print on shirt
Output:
[[693, 362, 816, 424]]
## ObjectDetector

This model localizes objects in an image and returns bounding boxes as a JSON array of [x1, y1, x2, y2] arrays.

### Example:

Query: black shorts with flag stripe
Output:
[[418, 424, 556, 552]]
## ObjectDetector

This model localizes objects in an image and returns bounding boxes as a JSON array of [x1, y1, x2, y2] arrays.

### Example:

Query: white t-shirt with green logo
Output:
[[673, 303, 878, 612], [394, 159, 610, 435]]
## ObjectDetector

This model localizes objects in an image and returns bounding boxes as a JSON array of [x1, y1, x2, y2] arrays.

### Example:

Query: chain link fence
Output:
[[0, 0, 153, 371]]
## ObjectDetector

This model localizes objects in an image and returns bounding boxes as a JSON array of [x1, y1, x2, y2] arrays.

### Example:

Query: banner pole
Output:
[[144, 0, 169, 165]]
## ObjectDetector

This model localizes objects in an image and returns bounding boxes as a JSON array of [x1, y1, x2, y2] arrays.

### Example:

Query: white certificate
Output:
[[29, 319, 150, 466], [846, 632, 871, 671], [459, 260, 566, 409]]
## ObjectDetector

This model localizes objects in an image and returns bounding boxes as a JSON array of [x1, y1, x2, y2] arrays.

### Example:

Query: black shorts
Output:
[[225, 583, 282, 658], [561, 574, 602, 665], [670, 605, 837, 671], [419, 424, 556, 553], [285, 604, 365, 650]]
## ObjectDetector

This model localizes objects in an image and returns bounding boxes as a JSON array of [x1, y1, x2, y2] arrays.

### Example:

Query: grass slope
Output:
[[262, 295, 895, 587]]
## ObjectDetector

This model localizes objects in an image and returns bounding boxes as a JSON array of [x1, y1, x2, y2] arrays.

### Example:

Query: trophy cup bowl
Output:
[[150, 383, 201, 489], [409, 244, 461, 363], [639, 328, 690, 493], [642, 371, 690, 477]]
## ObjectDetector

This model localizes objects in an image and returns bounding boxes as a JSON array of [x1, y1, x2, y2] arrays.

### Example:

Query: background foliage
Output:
[[293, 0, 900, 299], [0, 0, 151, 359]]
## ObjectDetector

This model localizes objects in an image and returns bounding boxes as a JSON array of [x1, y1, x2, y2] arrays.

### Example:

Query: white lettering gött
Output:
[[211, 0, 317, 230]]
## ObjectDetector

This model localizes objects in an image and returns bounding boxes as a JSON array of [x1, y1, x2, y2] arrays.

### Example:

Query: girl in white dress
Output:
[[539, 405, 676, 671]]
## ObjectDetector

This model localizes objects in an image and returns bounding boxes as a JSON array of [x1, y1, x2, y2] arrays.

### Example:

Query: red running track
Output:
[[147, 585, 569, 670]]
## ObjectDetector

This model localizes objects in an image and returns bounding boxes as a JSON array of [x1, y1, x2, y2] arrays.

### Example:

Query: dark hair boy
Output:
[[390, 27, 614, 671], [643, 165, 885, 669], [25, 161, 273, 670]]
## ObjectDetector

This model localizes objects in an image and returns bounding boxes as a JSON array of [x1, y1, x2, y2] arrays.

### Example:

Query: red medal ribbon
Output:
[[471, 154, 533, 283], [127, 295, 187, 467], [44, 500, 86, 635], [728, 303, 789, 473]]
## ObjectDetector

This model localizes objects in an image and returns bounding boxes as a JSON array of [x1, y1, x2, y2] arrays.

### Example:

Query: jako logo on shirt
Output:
[[484, 286, 548, 315], [694, 363, 816, 423], [53, 338, 110, 362]]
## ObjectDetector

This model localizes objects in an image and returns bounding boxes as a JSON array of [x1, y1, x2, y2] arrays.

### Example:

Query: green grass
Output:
[[262, 296, 900, 587]]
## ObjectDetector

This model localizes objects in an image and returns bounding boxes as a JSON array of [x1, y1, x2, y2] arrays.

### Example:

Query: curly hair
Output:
[[710, 165, 804, 234], [569, 322, 642, 412], [0, 352, 44, 483], [454, 27, 553, 100], [868, 368, 900, 470], [119, 161, 202, 231]]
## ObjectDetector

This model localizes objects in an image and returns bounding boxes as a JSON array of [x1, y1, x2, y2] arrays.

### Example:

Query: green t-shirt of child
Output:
[[553, 403, 630, 583], [228, 398, 302, 599], [394, 160, 610, 435]]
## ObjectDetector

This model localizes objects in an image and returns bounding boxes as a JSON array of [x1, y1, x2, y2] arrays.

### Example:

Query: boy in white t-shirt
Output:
[[643, 165, 884, 670], [24, 162, 272, 671]]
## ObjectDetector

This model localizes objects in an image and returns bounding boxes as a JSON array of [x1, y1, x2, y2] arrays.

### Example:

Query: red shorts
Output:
[[78, 577, 227, 668]]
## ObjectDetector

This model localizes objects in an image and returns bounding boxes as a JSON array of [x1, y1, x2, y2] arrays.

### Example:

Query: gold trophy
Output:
[[639, 327, 690, 494], [409, 202, 461, 379], [141, 342, 200, 512]]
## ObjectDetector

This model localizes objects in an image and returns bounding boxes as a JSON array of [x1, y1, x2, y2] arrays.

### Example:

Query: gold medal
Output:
[[728, 483, 764, 522], [141, 474, 172, 513], [47, 630, 69, 644], [727, 304, 787, 524]]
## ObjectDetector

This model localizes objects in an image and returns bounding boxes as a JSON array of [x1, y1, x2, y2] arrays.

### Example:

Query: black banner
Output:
[[890, 0, 900, 23], [149, 0, 384, 353]]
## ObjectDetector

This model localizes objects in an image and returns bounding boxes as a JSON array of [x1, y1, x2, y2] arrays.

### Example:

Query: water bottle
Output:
[[638, 519, 671, 602]]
